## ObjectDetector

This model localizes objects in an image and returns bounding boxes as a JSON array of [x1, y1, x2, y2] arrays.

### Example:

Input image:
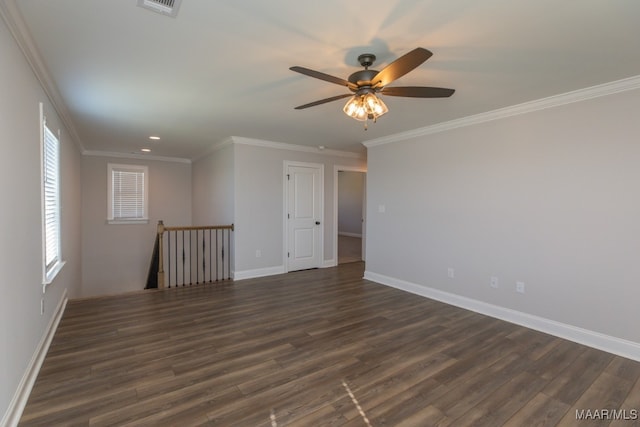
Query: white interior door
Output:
[[286, 163, 323, 271]]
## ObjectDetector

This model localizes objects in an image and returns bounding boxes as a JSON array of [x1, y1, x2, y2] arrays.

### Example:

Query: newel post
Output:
[[157, 220, 165, 289]]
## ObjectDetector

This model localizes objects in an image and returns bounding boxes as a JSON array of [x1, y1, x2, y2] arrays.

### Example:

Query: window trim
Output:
[[107, 163, 149, 224], [41, 103, 65, 286]]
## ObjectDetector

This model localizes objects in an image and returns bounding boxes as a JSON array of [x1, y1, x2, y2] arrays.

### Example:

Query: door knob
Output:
[[315, 221, 321, 225]]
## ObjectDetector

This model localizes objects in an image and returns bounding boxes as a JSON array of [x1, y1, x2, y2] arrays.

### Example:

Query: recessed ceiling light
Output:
[[149, 136, 160, 140], [141, 148, 151, 153]]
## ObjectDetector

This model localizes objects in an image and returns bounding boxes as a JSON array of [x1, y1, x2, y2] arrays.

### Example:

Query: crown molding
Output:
[[190, 137, 235, 162], [191, 136, 366, 162], [0, 0, 85, 152], [363, 75, 640, 148], [82, 150, 191, 164], [232, 136, 364, 159]]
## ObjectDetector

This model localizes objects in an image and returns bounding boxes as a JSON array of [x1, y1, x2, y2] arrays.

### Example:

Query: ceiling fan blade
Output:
[[372, 48, 433, 88], [290, 66, 357, 90], [381, 86, 455, 98], [294, 93, 353, 110]]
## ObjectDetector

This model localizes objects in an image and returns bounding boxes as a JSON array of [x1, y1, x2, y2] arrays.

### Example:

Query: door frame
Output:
[[283, 161, 324, 273], [333, 165, 367, 266]]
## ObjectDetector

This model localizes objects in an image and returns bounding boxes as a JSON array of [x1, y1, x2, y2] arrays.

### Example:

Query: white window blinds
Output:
[[108, 164, 149, 222], [43, 124, 60, 271]]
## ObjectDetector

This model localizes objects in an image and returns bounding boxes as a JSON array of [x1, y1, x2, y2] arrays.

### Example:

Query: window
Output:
[[107, 163, 149, 224], [41, 105, 64, 285]]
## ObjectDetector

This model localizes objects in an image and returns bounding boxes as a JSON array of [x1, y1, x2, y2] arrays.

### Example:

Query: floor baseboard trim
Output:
[[234, 265, 285, 281], [322, 259, 336, 268], [2, 289, 68, 427], [338, 232, 362, 238], [364, 270, 640, 362]]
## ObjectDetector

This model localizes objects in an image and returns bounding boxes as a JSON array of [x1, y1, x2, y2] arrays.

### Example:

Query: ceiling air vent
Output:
[[137, 0, 183, 18]]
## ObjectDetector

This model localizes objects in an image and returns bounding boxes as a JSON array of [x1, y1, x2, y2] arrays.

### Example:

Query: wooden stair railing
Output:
[[150, 220, 234, 289], [145, 233, 160, 289]]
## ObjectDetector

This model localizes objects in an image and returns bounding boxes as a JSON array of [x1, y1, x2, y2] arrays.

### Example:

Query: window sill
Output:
[[43, 260, 66, 287], [107, 218, 149, 225]]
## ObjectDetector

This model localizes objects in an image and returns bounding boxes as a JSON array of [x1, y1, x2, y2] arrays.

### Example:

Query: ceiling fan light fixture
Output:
[[343, 96, 366, 121], [291, 47, 453, 127], [343, 93, 388, 122], [365, 93, 388, 117]]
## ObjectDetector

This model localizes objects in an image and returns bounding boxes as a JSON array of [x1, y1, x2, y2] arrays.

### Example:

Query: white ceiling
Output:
[[5, 0, 640, 159]]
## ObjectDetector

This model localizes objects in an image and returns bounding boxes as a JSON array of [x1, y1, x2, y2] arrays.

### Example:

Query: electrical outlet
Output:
[[256, 249, 262, 258], [447, 268, 455, 279], [516, 281, 525, 294], [490, 276, 499, 288]]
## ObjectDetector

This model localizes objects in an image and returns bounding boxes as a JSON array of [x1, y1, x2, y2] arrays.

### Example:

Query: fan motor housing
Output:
[[348, 69, 379, 87]]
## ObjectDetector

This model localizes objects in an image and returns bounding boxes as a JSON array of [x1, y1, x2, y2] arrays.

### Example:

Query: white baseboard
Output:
[[234, 260, 339, 279], [233, 265, 285, 280], [364, 270, 640, 362], [322, 259, 336, 268], [2, 289, 68, 427], [338, 232, 362, 238]]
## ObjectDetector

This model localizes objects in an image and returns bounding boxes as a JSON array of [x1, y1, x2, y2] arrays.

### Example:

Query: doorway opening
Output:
[[334, 166, 366, 265]]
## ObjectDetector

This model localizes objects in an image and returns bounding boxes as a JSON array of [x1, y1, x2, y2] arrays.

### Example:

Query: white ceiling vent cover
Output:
[[137, 0, 183, 18]]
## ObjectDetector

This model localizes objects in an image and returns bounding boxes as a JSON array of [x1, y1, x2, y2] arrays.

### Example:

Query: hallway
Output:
[[338, 235, 362, 264]]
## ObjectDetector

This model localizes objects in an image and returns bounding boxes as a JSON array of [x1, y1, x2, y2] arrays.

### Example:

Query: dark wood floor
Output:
[[338, 235, 362, 264], [20, 262, 640, 426]]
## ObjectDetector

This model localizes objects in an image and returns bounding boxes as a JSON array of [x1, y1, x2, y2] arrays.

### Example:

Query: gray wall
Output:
[[81, 155, 192, 297], [191, 138, 366, 275], [365, 88, 640, 348], [0, 15, 82, 423], [233, 139, 366, 273], [338, 171, 364, 236], [191, 141, 235, 226]]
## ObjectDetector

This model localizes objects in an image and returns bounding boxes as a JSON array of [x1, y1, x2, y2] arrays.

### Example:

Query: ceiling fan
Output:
[[290, 47, 454, 126]]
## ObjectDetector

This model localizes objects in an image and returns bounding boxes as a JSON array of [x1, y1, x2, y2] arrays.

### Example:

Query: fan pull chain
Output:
[[363, 114, 380, 130]]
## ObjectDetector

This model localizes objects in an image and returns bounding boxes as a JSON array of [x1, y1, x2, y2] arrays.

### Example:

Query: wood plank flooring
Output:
[[338, 235, 362, 264], [20, 262, 640, 426]]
